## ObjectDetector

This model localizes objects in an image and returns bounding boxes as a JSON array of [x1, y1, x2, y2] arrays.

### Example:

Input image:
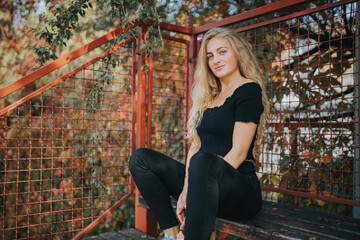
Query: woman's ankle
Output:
[[164, 231, 184, 240], [176, 231, 184, 239], [163, 225, 180, 238]]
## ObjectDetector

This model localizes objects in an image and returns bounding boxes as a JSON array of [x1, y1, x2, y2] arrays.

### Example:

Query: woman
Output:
[[129, 27, 269, 240]]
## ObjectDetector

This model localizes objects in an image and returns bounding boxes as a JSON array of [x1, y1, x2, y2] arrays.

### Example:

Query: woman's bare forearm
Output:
[[183, 143, 199, 189]]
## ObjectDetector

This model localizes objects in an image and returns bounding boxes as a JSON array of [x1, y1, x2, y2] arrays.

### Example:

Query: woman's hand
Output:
[[176, 189, 187, 230]]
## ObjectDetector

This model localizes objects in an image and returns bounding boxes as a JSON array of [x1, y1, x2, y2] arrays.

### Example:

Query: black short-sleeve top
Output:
[[196, 82, 264, 162]]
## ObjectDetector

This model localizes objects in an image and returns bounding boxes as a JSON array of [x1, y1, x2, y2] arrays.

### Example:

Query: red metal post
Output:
[[134, 24, 158, 236], [130, 39, 137, 193], [147, 56, 154, 149], [355, 0, 360, 215], [184, 42, 190, 163], [185, 34, 197, 165]]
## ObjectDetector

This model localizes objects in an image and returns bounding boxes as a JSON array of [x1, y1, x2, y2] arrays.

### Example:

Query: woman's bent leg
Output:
[[129, 148, 185, 230], [184, 152, 219, 240], [184, 151, 262, 240]]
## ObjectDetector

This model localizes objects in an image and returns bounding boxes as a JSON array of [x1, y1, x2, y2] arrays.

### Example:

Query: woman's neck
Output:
[[219, 70, 246, 91]]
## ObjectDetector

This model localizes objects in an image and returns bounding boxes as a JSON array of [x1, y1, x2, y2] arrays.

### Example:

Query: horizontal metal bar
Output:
[[194, 0, 313, 34], [0, 37, 135, 116], [236, 0, 357, 33], [0, 20, 141, 100], [267, 122, 355, 129], [262, 186, 360, 207], [161, 34, 190, 44], [158, 21, 194, 35], [71, 190, 134, 240]]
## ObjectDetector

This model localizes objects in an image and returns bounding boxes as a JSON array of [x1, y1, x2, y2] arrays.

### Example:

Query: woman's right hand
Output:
[[176, 189, 187, 230]]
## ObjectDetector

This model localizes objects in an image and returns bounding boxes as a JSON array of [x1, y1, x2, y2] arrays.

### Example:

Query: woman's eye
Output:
[[220, 51, 226, 54], [207, 55, 213, 59]]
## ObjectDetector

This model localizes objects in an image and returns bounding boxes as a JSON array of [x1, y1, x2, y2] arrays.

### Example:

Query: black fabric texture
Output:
[[129, 148, 262, 240], [197, 82, 264, 160]]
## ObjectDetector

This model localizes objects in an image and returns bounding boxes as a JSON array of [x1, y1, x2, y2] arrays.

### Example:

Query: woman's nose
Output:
[[213, 54, 221, 64]]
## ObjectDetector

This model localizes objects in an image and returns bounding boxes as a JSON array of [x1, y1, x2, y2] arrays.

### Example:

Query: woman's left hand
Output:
[[180, 216, 186, 231], [176, 189, 187, 230]]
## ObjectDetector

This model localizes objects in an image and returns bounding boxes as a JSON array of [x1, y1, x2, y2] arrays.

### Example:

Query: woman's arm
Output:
[[177, 142, 200, 230], [183, 143, 200, 188], [223, 121, 258, 169]]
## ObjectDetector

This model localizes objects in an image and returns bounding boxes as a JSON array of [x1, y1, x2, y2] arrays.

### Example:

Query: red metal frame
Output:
[[357, 0, 360, 209], [0, 37, 135, 117], [147, 34, 189, 159], [134, 24, 158, 236], [191, 0, 359, 207], [72, 193, 134, 240], [71, 39, 138, 240], [184, 39, 190, 163], [131, 37, 137, 161], [262, 186, 360, 207], [147, 56, 153, 149], [0, 20, 141, 100], [158, 21, 194, 35], [186, 34, 197, 165], [194, 0, 313, 34], [233, 0, 357, 34], [1, 27, 137, 239]]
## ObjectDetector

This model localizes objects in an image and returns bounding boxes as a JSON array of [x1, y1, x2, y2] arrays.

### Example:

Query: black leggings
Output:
[[129, 148, 262, 240]]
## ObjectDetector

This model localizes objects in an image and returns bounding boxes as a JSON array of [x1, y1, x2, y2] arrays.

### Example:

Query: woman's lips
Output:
[[215, 65, 225, 70]]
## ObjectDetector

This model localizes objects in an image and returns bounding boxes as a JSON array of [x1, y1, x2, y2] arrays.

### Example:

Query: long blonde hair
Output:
[[187, 27, 269, 159]]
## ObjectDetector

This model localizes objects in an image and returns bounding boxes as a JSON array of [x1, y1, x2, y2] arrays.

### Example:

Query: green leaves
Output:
[[31, 0, 93, 67], [85, 54, 118, 117], [31, 0, 164, 79], [31, 45, 58, 66]]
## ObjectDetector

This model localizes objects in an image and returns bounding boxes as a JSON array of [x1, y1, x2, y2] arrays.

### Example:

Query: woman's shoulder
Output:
[[233, 81, 262, 98], [232, 81, 263, 109]]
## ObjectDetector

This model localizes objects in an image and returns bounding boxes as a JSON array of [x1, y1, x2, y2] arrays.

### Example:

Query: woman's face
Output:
[[206, 36, 239, 81]]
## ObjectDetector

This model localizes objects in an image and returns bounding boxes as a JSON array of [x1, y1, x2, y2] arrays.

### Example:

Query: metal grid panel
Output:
[[237, 1, 359, 206], [0, 41, 135, 239], [149, 37, 188, 162]]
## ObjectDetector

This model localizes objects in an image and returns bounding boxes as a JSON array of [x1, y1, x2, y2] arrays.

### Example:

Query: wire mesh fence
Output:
[[0, 39, 136, 239], [234, 0, 359, 211], [148, 36, 189, 163]]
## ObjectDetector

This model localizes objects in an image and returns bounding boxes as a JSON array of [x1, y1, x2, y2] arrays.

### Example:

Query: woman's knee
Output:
[[189, 151, 217, 175], [129, 148, 151, 171]]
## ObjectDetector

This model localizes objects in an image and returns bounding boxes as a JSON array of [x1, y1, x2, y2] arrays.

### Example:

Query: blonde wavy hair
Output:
[[186, 27, 269, 159]]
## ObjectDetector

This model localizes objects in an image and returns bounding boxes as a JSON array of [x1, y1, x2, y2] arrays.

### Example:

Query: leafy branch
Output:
[[29, 0, 164, 118], [29, 0, 92, 68], [29, 0, 163, 69]]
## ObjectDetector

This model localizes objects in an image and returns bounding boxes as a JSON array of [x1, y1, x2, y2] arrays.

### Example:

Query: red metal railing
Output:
[[0, 20, 142, 101], [193, 0, 359, 209], [200, 0, 360, 210], [247, 0, 360, 209], [0, 26, 138, 239], [0, 18, 193, 239], [133, 25, 193, 236], [148, 35, 189, 162]]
